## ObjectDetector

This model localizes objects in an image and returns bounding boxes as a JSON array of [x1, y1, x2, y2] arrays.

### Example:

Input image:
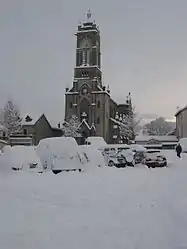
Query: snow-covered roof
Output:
[[135, 135, 178, 142], [110, 117, 121, 126], [92, 91, 110, 96], [22, 113, 61, 129], [76, 29, 98, 34], [78, 119, 96, 131], [79, 119, 92, 130]]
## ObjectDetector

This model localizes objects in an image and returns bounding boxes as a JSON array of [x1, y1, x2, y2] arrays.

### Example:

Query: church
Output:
[[65, 10, 132, 144]]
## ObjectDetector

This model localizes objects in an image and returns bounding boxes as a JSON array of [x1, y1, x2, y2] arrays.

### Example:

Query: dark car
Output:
[[144, 150, 167, 168]]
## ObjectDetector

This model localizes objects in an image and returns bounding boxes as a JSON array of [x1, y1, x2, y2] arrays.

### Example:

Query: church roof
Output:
[[79, 119, 96, 131]]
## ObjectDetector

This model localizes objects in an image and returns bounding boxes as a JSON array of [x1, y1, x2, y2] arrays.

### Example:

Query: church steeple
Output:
[[86, 9, 92, 22], [74, 10, 102, 83]]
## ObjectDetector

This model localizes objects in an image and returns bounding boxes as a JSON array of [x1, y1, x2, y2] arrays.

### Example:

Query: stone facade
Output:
[[65, 11, 131, 144], [175, 106, 187, 139]]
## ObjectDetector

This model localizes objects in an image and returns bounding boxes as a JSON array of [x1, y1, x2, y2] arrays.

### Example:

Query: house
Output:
[[22, 114, 63, 145], [135, 135, 178, 149], [175, 106, 187, 139]]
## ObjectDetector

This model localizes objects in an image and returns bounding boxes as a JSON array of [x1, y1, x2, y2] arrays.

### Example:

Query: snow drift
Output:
[[0, 145, 42, 173], [0, 151, 187, 249]]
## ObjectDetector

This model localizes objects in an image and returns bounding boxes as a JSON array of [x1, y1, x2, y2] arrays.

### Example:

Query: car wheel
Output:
[[108, 161, 115, 167]]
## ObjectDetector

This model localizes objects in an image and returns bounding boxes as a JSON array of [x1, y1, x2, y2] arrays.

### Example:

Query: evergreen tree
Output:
[[1, 100, 22, 136]]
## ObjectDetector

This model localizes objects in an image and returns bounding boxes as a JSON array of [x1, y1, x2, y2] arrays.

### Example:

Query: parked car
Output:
[[36, 137, 84, 173], [79, 145, 107, 168], [133, 151, 145, 164], [98, 145, 134, 167], [143, 150, 167, 168], [129, 144, 147, 164], [107, 153, 127, 167]]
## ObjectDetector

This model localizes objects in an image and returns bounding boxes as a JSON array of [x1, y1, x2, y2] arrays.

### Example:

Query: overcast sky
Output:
[[1, 0, 187, 125]]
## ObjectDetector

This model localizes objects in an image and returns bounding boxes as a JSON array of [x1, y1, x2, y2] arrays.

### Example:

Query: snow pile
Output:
[[79, 145, 106, 169], [129, 144, 146, 152], [0, 146, 42, 173], [86, 136, 107, 147], [36, 137, 84, 171]]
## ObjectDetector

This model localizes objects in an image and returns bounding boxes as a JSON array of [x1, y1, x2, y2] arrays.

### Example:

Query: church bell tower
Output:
[[74, 9, 102, 84], [65, 10, 111, 140]]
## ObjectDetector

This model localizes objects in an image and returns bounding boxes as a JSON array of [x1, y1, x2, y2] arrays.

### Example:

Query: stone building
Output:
[[65, 11, 132, 143], [175, 106, 187, 139]]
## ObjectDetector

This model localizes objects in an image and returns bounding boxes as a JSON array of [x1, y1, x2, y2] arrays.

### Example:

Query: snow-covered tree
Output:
[[116, 107, 141, 143], [143, 117, 173, 136], [62, 115, 82, 137], [0, 100, 22, 136]]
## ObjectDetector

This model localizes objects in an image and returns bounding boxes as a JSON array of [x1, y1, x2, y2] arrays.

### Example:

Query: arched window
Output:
[[97, 117, 100, 124], [82, 50, 86, 65], [97, 101, 100, 108]]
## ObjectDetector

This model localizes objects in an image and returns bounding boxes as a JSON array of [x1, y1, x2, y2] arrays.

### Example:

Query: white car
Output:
[[98, 145, 135, 168], [79, 145, 107, 168], [107, 154, 126, 168], [36, 137, 84, 173]]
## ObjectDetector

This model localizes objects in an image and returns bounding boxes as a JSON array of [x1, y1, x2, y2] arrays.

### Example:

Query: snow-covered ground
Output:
[[0, 150, 187, 249]]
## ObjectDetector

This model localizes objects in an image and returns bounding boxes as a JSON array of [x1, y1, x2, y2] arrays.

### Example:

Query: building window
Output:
[[82, 50, 86, 65], [97, 101, 100, 108], [82, 71, 88, 77], [3, 132, 6, 137], [23, 129, 27, 135], [97, 117, 100, 124], [69, 102, 73, 108]]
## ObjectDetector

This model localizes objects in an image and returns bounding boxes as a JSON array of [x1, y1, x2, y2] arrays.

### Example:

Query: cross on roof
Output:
[[86, 9, 92, 21]]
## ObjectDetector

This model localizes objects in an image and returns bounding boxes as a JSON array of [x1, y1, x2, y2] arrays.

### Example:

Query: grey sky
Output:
[[1, 0, 187, 125]]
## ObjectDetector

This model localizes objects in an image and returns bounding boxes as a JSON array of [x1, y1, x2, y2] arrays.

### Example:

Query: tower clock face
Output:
[[80, 38, 91, 49]]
